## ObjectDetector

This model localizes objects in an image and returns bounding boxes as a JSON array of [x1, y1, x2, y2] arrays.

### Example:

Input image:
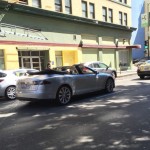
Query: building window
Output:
[[18, 50, 48, 71], [89, 3, 95, 19], [32, 0, 41, 8], [124, 0, 127, 4], [102, 7, 107, 22], [55, 0, 62, 12], [19, 0, 28, 5], [119, 11, 123, 25], [65, 0, 72, 14], [119, 0, 127, 4], [0, 50, 4, 70], [124, 13, 127, 26], [82, 1, 88, 18], [108, 8, 113, 23], [119, 50, 129, 67]]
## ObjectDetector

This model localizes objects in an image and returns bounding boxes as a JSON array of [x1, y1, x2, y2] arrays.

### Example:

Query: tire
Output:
[[56, 86, 72, 105], [112, 72, 116, 78], [5, 86, 16, 100], [140, 76, 145, 79], [105, 78, 114, 93]]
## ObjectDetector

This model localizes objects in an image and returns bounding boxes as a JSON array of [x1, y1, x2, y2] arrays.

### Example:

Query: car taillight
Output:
[[0, 79, 4, 82]]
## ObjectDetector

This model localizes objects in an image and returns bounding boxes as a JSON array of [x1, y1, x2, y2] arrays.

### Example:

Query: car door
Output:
[[96, 73, 108, 90], [73, 67, 97, 94], [94, 62, 112, 74]]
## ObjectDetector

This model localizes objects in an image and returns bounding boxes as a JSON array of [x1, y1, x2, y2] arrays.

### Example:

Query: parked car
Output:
[[0, 69, 39, 100], [16, 64, 115, 105], [134, 58, 148, 67], [83, 61, 117, 78], [137, 60, 150, 79]]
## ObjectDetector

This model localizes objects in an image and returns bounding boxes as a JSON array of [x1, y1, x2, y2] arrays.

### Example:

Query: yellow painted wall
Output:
[[63, 51, 76, 66], [0, 45, 19, 70]]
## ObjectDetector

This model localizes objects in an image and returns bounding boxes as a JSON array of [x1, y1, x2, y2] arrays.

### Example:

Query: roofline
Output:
[[0, 1, 136, 32]]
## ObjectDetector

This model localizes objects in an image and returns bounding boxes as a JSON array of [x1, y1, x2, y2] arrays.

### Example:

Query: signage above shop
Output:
[[0, 23, 48, 40]]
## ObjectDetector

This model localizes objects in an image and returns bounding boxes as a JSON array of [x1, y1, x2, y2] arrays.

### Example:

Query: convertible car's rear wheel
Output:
[[5, 86, 16, 100], [56, 86, 72, 105], [105, 78, 114, 93]]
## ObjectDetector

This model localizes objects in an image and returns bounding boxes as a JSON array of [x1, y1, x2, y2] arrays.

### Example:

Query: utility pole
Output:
[[147, 2, 150, 59]]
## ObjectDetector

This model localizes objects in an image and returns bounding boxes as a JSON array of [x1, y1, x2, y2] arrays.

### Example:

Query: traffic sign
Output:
[[141, 13, 148, 27]]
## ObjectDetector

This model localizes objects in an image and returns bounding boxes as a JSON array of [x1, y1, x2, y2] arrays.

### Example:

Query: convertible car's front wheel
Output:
[[105, 78, 114, 93], [56, 86, 72, 105]]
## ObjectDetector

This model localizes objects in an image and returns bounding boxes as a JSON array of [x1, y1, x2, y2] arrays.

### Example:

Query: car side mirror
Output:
[[106, 66, 109, 70], [94, 70, 99, 74]]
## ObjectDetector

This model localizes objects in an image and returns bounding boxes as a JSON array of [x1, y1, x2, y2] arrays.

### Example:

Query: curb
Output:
[[117, 72, 137, 78]]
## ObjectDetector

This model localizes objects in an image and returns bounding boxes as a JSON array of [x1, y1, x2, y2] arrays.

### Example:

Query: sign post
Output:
[[141, 11, 150, 59], [141, 13, 148, 27]]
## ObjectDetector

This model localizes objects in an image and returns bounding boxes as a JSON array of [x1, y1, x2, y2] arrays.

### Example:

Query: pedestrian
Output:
[[47, 61, 51, 70]]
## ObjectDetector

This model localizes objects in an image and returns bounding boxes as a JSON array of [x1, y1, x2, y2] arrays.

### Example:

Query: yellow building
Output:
[[0, 0, 140, 71]]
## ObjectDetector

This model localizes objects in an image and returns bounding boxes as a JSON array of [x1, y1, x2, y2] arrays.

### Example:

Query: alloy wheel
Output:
[[5, 86, 16, 100], [56, 86, 72, 105]]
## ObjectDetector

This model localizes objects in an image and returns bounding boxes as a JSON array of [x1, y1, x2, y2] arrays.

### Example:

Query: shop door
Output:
[[22, 57, 41, 70]]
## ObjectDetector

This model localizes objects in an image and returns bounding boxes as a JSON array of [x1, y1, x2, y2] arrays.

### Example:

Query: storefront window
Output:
[[0, 50, 4, 70], [31, 51, 39, 56], [119, 50, 129, 67], [18, 50, 48, 70], [22, 51, 30, 56]]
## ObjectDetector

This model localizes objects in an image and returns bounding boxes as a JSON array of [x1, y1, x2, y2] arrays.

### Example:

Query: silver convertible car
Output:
[[16, 64, 115, 105]]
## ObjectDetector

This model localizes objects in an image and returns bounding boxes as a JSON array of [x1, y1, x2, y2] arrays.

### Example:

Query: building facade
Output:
[[144, 0, 150, 59], [131, 0, 144, 60], [0, 0, 139, 71]]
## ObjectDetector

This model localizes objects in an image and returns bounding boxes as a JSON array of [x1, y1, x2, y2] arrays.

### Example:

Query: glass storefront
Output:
[[18, 50, 49, 70], [0, 50, 4, 70]]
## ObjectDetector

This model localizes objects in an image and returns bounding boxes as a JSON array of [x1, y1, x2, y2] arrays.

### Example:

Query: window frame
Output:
[[55, 0, 62, 12], [124, 0, 127, 4], [89, 3, 95, 19], [0, 50, 4, 70], [124, 13, 127, 26], [82, 1, 88, 18], [18, 0, 28, 5], [32, 0, 41, 8], [102, 7, 107, 22], [108, 8, 113, 23], [119, 11, 123, 25], [65, 0, 72, 14]]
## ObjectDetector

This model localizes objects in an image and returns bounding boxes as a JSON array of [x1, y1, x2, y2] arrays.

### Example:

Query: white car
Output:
[[0, 69, 38, 100], [83, 61, 117, 78], [16, 64, 115, 105]]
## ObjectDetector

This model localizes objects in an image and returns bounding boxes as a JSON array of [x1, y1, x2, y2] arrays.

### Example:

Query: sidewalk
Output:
[[117, 66, 137, 78]]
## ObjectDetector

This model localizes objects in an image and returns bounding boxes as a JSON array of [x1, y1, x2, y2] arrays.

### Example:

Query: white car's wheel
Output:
[[5, 86, 16, 100], [112, 71, 116, 78], [105, 78, 114, 93], [56, 86, 72, 105]]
